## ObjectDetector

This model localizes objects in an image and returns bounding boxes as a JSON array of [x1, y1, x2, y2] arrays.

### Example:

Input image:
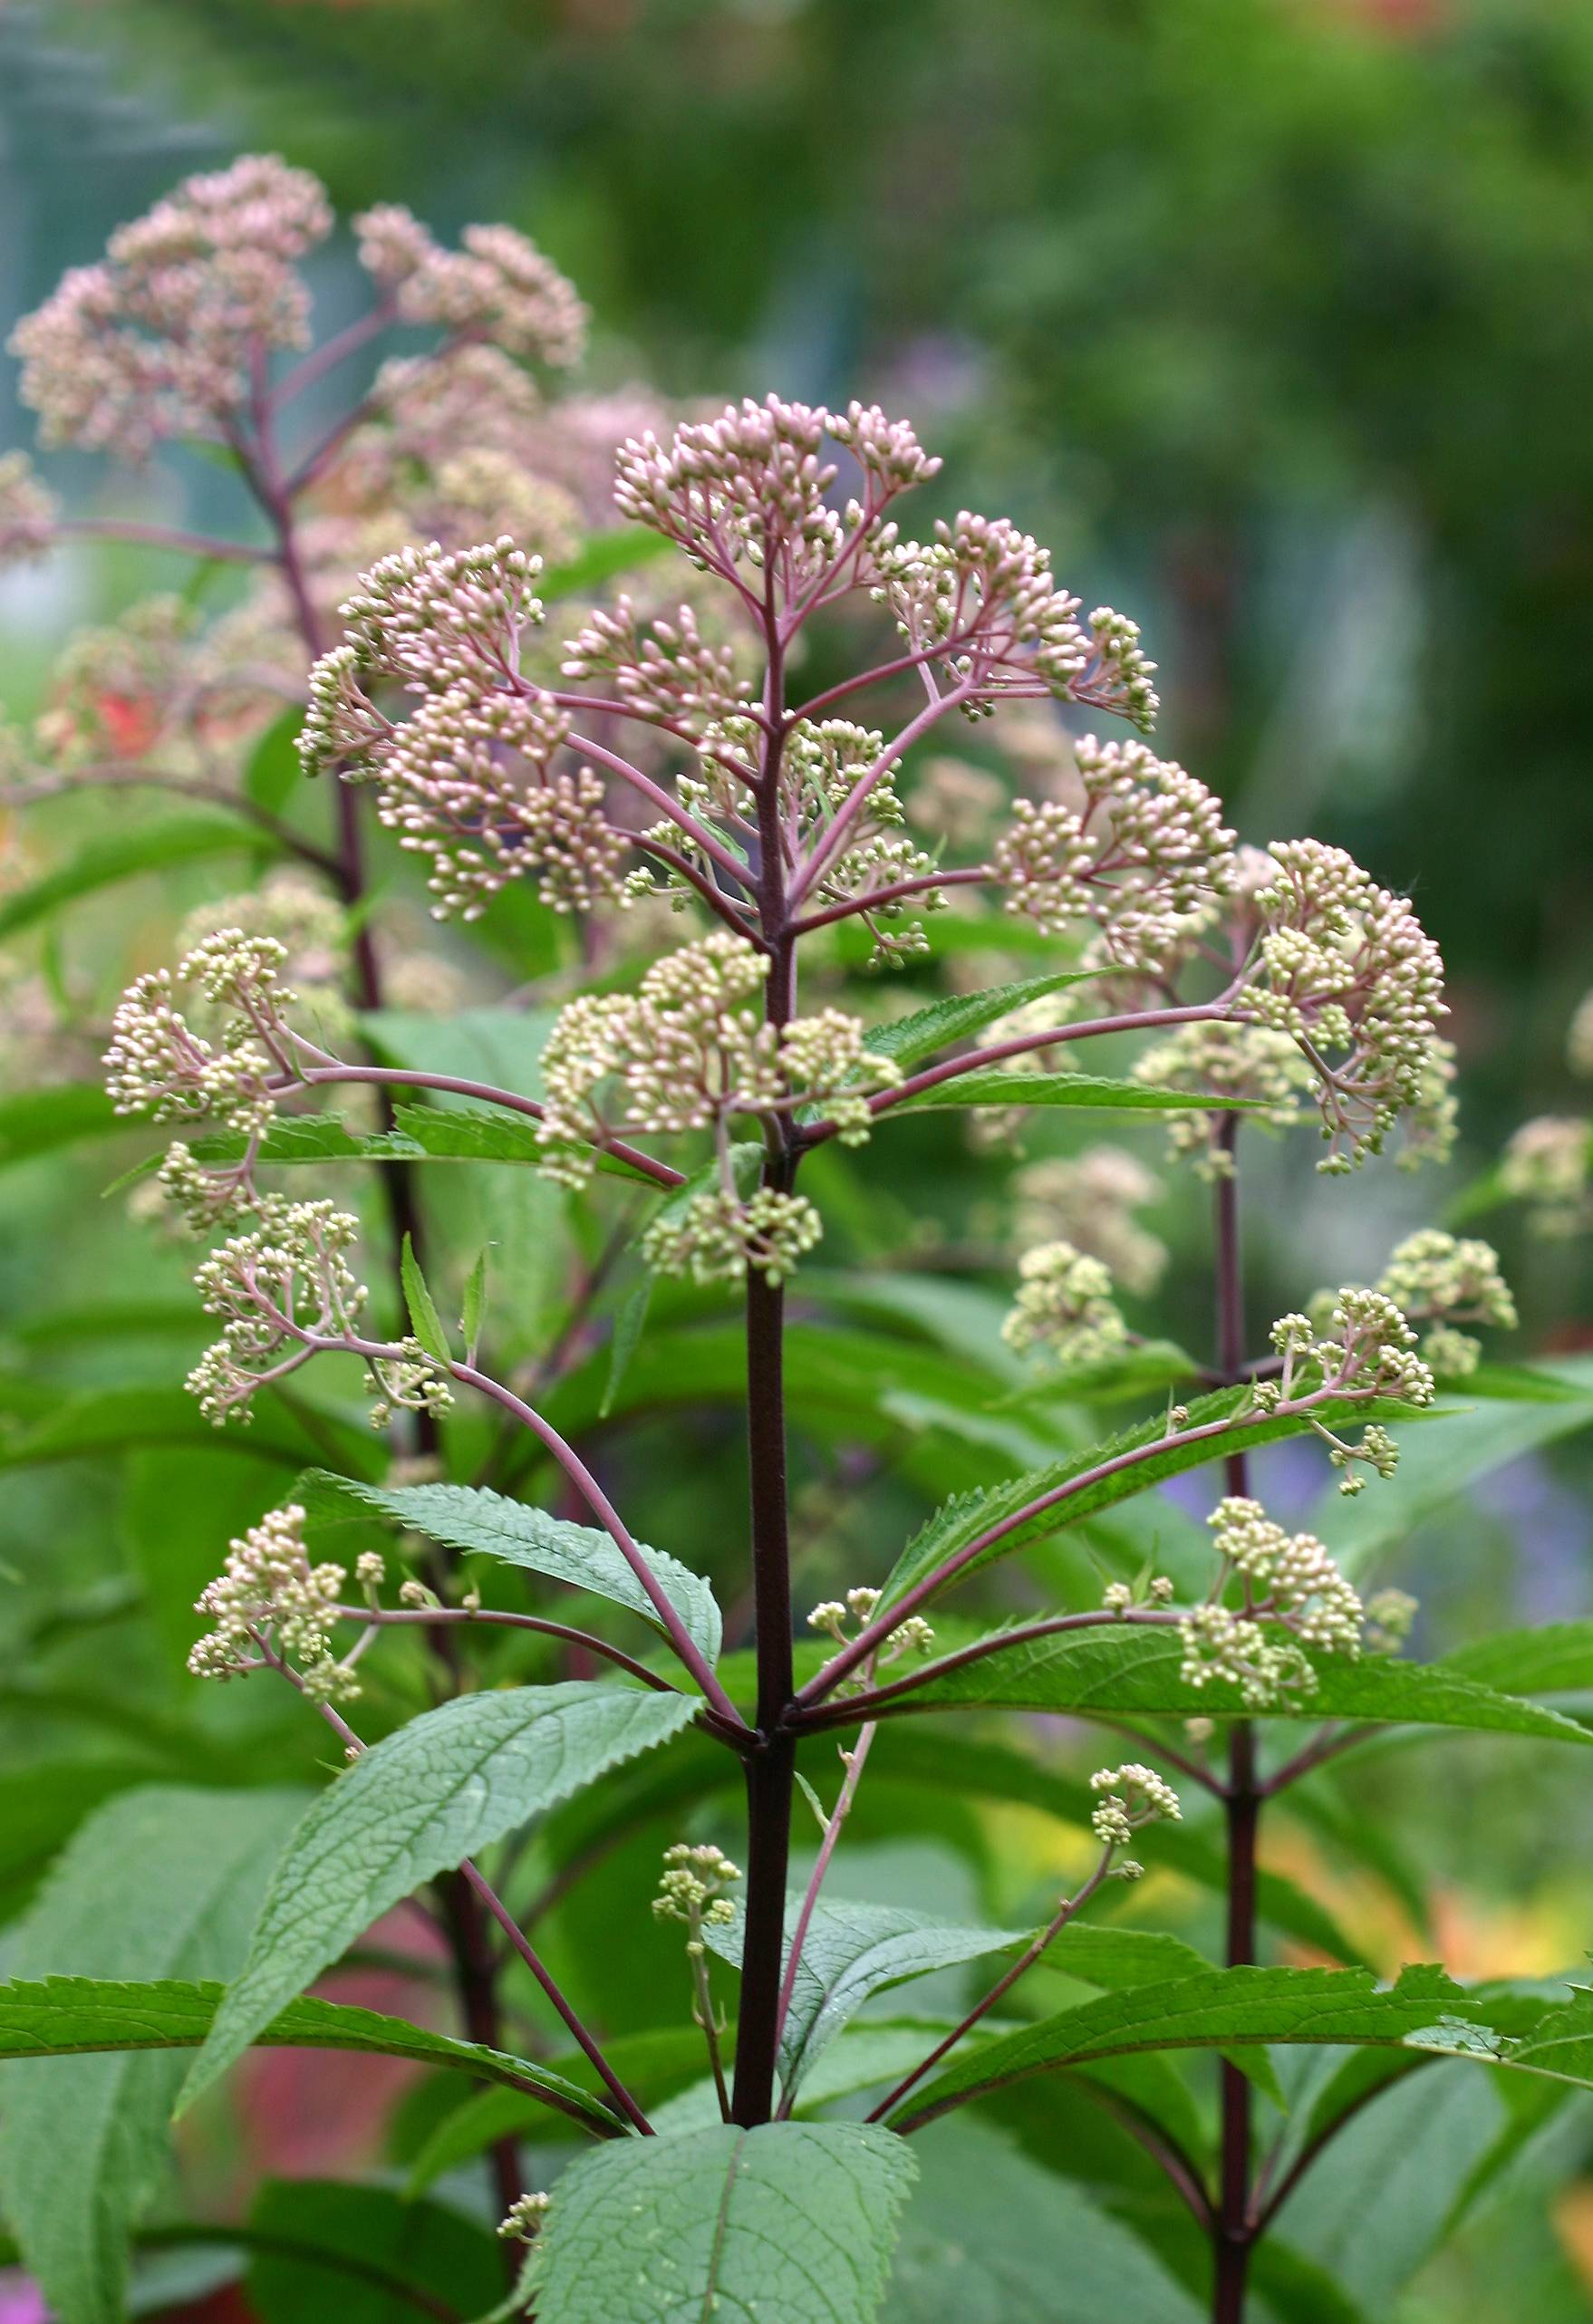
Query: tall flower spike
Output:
[[10, 155, 333, 459]]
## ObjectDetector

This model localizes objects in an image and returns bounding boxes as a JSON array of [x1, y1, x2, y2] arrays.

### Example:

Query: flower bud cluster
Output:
[[806, 1587, 935, 1694], [104, 931, 294, 1137], [353, 205, 588, 367], [642, 1184, 824, 1291], [364, 1339, 457, 1431], [1245, 840, 1448, 1172], [1001, 1239, 1130, 1368], [0, 453, 56, 568], [990, 738, 1233, 967], [652, 1842, 742, 1932], [188, 1199, 367, 1424], [787, 720, 944, 966], [1011, 1146, 1168, 1296], [10, 156, 332, 459], [562, 597, 754, 733], [1088, 1763, 1182, 1881], [1178, 1496, 1366, 1711], [179, 873, 352, 1038], [188, 1501, 351, 1695], [1501, 1115, 1593, 1239], [1374, 1229, 1515, 1377], [497, 2192, 553, 2243], [1134, 1022, 1315, 1177]]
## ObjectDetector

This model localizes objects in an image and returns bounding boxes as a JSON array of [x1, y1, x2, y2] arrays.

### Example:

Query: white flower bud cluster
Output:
[[1134, 1022, 1316, 1178], [1365, 1586, 1418, 1654], [806, 1587, 934, 1690], [990, 738, 1232, 967], [1248, 1286, 1434, 1490], [1088, 1762, 1182, 1881], [1001, 1239, 1131, 1368], [353, 204, 587, 367], [188, 1199, 367, 1425], [1501, 1115, 1593, 1239], [642, 1184, 824, 1290], [787, 720, 945, 966], [188, 1501, 352, 1695], [179, 873, 352, 1038], [104, 931, 294, 1137], [1102, 1574, 1175, 1615], [497, 2192, 553, 2243], [1205, 1496, 1363, 1653], [10, 156, 332, 459], [1178, 1604, 1316, 1712], [652, 1842, 742, 1931], [1374, 1229, 1516, 1377], [364, 1338, 457, 1430], [1245, 840, 1448, 1172], [614, 396, 938, 598], [562, 596, 754, 733], [0, 452, 56, 567], [1011, 1145, 1168, 1296]]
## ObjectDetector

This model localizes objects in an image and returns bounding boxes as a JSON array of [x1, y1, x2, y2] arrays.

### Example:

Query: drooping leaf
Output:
[[703, 1896, 1028, 2090], [889, 1625, 1593, 1744], [889, 2115, 1202, 2323], [0, 1786, 306, 2324], [535, 2121, 917, 2324], [296, 1471, 721, 1665], [244, 2180, 503, 2324], [0, 1977, 616, 2130], [181, 1682, 698, 2108], [890, 1962, 1553, 2129], [0, 816, 256, 943]]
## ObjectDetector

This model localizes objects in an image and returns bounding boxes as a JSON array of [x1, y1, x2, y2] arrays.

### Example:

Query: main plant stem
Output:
[[730, 608, 799, 2127], [1213, 1113, 1259, 2324]]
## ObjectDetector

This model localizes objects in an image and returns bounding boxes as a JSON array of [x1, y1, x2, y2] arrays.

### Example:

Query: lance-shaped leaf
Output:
[[0, 1085, 121, 1170], [0, 1976, 617, 2131], [703, 1897, 1028, 2091], [297, 1471, 721, 1665], [860, 971, 1104, 1069], [1443, 1620, 1593, 1697], [0, 1787, 307, 2324], [890, 1962, 1557, 2129], [890, 1070, 1268, 1114], [181, 1682, 698, 2109], [886, 1625, 1593, 1743], [535, 2121, 917, 2324], [879, 1385, 1434, 1610], [0, 815, 256, 943]]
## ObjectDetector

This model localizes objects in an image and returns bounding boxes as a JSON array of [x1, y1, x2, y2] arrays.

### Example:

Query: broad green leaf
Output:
[[601, 1277, 652, 1419], [0, 1386, 378, 1479], [1300, 1355, 1593, 1577], [890, 1962, 1548, 2128], [183, 1101, 660, 1183], [0, 1786, 306, 2324], [703, 1896, 1028, 2091], [245, 2180, 502, 2324], [890, 2116, 1201, 2323], [400, 1231, 452, 1364], [864, 972, 1103, 1068], [1443, 1620, 1593, 1696], [892, 1625, 1593, 1743], [244, 707, 304, 816], [535, 2121, 917, 2324], [879, 1384, 1430, 1608], [182, 1682, 697, 2108], [0, 816, 256, 943], [0, 1977, 615, 2130], [0, 1084, 121, 1170], [296, 1471, 722, 1664], [890, 1069, 1264, 1114]]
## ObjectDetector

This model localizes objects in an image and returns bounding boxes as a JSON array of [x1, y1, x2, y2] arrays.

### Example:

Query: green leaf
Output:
[[0, 1084, 121, 1170], [296, 1471, 722, 1664], [401, 1230, 452, 1364], [0, 1977, 615, 2130], [535, 2121, 918, 2324], [890, 1070, 1264, 1114], [601, 1277, 652, 1419], [864, 972, 1103, 1068], [890, 1962, 1549, 2129], [244, 707, 305, 816], [245, 2180, 502, 2324], [703, 1897, 1028, 2091], [0, 816, 257, 943], [879, 1384, 1427, 1608], [890, 2116, 1201, 2323], [0, 1385, 378, 1479], [460, 1248, 488, 1364], [0, 1786, 307, 2324], [1443, 1620, 1593, 1696], [540, 525, 674, 601], [893, 1625, 1593, 1743], [181, 1682, 698, 2109]]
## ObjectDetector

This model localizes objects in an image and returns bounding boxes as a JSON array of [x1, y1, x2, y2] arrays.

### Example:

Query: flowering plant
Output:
[[3, 159, 1592, 2324]]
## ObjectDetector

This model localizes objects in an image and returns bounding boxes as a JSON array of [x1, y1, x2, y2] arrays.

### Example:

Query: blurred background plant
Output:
[[1, 3, 1591, 2319]]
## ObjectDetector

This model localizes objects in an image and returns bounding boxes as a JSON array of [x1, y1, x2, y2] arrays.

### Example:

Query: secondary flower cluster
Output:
[[188, 1501, 352, 1697], [1011, 1145, 1168, 1296], [352, 204, 587, 366], [538, 934, 897, 1284], [104, 931, 294, 1141], [1001, 1239, 1130, 1369], [1373, 1228, 1516, 1376], [1088, 1763, 1182, 1882], [806, 1586, 936, 1680], [1179, 1497, 1366, 1710], [652, 1843, 743, 1934], [187, 1198, 369, 1423], [1502, 1115, 1593, 1238]]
